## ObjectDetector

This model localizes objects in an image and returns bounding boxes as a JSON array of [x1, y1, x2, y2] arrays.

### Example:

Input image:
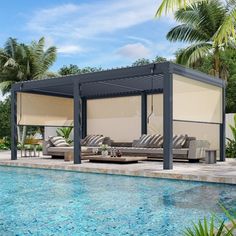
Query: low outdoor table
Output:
[[64, 149, 98, 162], [205, 149, 217, 164], [87, 155, 147, 164]]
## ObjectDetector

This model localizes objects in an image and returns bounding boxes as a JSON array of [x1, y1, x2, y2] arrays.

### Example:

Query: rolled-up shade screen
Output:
[[87, 96, 141, 141], [17, 93, 73, 126], [173, 74, 222, 124]]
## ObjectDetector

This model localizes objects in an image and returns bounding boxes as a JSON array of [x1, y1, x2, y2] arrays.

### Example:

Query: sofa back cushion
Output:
[[87, 135, 104, 147], [173, 134, 188, 149], [182, 136, 196, 148], [148, 134, 163, 148], [133, 134, 151, 148], [82, 134, 106, 147], [49, 136, 69, 147], [133, 134, 163, 148]]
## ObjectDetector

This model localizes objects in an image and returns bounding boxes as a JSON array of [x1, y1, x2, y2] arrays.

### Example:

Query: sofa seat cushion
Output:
[[115, 147, 189, 156], [47, 146, 97, 154]]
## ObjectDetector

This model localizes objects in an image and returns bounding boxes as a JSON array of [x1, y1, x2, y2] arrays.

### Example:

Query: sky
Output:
[[0, 0, 185, 100]]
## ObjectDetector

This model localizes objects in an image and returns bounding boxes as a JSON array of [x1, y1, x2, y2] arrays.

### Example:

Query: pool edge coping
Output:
[[0, 161, 235, 185]]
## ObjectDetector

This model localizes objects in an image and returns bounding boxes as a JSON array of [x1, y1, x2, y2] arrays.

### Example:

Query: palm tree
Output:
[[0, 37, 57, 95], [166, 0, 235, 79], [0, 37, 57, 144], [156, 0, 236, 44]]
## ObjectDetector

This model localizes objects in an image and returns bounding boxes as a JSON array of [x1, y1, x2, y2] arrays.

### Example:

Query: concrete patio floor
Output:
[[0, 151, 236, 184]]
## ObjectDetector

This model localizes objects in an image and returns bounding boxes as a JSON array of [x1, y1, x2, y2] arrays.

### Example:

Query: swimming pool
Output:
[[0, 166, 235, 236]]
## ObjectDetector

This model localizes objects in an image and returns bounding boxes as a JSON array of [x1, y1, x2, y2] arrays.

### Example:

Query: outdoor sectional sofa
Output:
[[43, 134, 210, 162], [112, 136, 210, 162], [42, 135, 112, 159]]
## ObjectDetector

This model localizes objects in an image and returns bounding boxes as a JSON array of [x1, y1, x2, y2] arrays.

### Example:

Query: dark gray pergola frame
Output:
[[11, 62, 226, 169]]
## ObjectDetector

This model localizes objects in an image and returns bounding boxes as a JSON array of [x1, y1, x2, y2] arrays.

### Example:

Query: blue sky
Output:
[[0, 0, 185, 99]]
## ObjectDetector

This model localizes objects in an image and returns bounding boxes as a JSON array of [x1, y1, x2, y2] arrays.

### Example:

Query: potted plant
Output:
[[56, 125, 73, 145], [101, 144, 109, 157]]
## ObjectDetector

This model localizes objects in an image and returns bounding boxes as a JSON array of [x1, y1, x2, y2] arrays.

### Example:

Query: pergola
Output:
[[11, 62, 226, 169]]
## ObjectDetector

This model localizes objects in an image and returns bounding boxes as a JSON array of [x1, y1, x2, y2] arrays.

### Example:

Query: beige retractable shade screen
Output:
[[87, 96, 141, 141], [173, 74, 222, 124], [17, 93, 73, 126]]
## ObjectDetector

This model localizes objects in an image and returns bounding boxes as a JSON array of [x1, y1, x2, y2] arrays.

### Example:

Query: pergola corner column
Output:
[[82, 98, 87, 139], [141, 92, 147, 134], [163, 69, 173, 170], [73, 81, 82, 164], [11, 89, 17, 160], [220, 86, 226, 161]]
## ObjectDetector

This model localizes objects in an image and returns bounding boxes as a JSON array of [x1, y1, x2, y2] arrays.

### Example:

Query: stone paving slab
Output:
[[0, 151, 235, 184]]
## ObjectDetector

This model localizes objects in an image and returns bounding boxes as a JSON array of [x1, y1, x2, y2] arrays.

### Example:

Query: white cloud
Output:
[[116, 43, 151, 59], [58, 45, 83, 54], [27, 0, 160, 40], [24, 0, 179, 62]]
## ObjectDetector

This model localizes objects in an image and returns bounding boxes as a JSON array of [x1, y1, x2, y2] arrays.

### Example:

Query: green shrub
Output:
[[0, 137, 10, 150], [183, 206, 236, 236], [226, 114, 236, 158], [226, 139, 236, 158], [0, 143, 9, 150]]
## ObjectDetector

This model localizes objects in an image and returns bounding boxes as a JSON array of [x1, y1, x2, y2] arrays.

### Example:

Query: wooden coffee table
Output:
[[87, 155, 147, 164], [64, 150, 98, 161]]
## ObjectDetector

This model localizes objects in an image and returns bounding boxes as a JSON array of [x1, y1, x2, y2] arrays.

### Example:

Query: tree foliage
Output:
[[156, 0, 236, 45], [58, 64, 102, 76], [0, 37, 57, 95], [0, 96, 11, 139], [132, 56, 167, 66], [167, 0, 236, 79]]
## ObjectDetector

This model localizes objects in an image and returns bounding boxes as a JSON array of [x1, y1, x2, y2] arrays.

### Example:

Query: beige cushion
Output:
[[49, 136, 69, 147]]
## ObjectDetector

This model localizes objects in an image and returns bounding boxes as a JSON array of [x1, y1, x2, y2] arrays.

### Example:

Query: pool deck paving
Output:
[[0, 151, 236, 184]]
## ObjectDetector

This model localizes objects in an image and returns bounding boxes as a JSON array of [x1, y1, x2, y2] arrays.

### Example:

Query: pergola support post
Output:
[[11, 89, 17, 160], [141, 93, 147, 134], [73, 81, 82, 164], [163, 70, 173, 170], [220, 87, 225, 161], [82, 98, 87, 139]]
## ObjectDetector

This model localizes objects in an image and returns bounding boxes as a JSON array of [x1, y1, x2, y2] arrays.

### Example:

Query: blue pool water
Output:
[[0, 166, 235, 236]]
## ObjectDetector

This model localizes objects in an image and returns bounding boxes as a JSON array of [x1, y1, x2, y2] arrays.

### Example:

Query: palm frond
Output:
[[214, 7, 236, 44], [167, 24, 208, 42], [3, 58, 18, 68], [155, 0, 200, 17], [174, 6, 202, 25], [0, 81, 14, 96], [4, 38, 18, 59], [176, 42, 212, 66], [42, 46, 57, 70]]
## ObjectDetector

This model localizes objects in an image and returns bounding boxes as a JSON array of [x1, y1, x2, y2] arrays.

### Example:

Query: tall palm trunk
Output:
[[213, 46, 220, 78]]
